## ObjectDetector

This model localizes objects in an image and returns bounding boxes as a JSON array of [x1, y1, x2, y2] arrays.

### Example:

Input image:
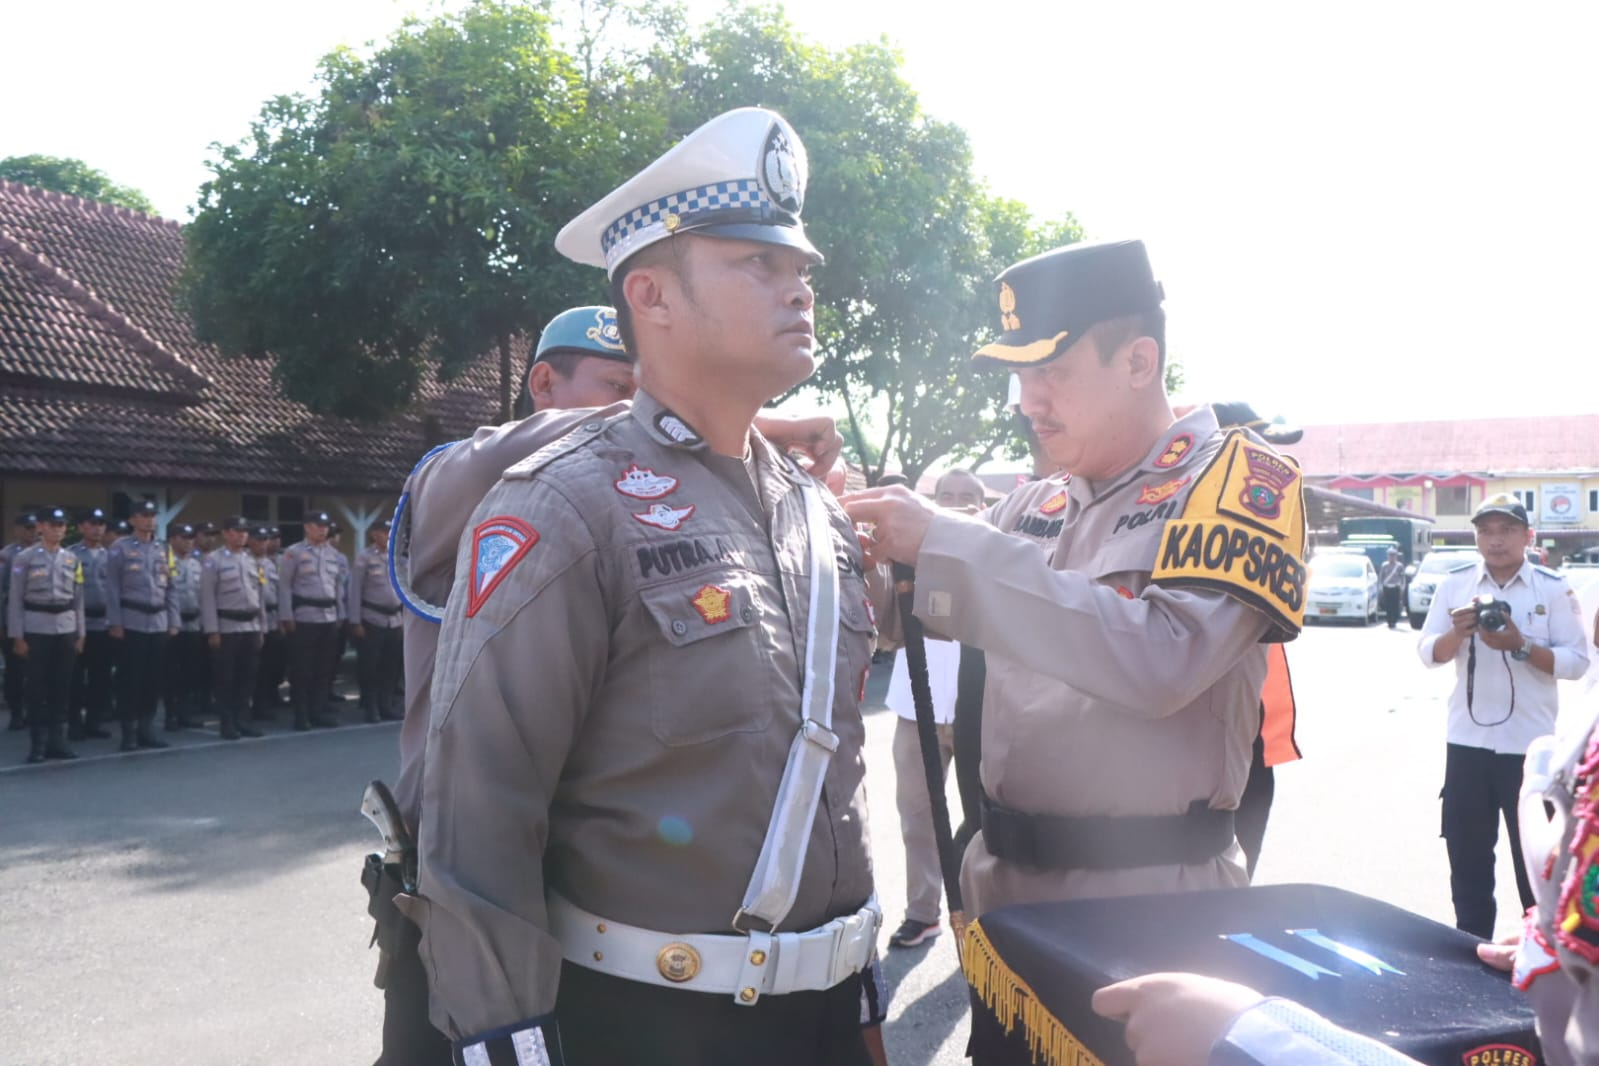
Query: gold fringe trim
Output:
[[962, 919, 1108, 1066]]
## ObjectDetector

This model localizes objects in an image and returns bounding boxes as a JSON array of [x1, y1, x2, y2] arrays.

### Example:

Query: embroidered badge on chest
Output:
[[614, 465, 679, 500], [1138, 476, 1190, 506], [466, 516, 540, 618], [1039, 490, 1067, 515], [1154, 433, 1193, 469], [633, 503, 696, 531], [690, 584, 732, 624]]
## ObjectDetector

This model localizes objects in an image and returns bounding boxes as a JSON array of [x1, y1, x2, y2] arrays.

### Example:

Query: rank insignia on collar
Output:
[[1154, 432, 1193, 469], [633, 503, 696, 531], [1039, 490, 1068, 515], [466, 515, 540, 618], [654, 411, 703, 447], [1138, 475, 1190, 506], [691, 583, 732, 624], [615, 465, 680, 500]]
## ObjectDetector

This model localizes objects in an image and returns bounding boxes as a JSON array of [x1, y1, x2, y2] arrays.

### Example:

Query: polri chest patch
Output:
[[615, 465, 679, 500]]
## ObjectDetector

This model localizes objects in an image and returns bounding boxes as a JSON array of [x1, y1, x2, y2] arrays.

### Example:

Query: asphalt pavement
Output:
[[2, 620, 1594, 1065]]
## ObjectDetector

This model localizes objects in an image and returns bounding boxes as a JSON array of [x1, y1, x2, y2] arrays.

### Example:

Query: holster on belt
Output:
[[980, 795, 1236, 871], [361, 853, 416, 990]]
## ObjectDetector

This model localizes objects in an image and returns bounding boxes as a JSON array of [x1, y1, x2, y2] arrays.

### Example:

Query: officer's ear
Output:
[[527, 361, 557, 409], [1125, 335, 1162, 390]]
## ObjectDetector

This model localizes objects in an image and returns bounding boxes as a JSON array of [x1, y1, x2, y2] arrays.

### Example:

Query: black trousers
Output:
[[165, 631, 209, 725], [253, 630, 286, 715], [1381, 585, 1403, 627], [116, 630, 167, 726], [289, 622, 340, 720], [2, 638, 25, 720], [1441, 742, 1536, 938], [71, 628, 115, 730], [358, 625, 404, 717], [23, 633, 77, 731], [553, 961, 871, 1066], [211, 632, 261, 733]]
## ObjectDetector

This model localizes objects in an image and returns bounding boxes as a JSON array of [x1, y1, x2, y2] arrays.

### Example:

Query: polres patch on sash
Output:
[[1150, 431, 1307, 640], [466, 515, 540, 618]]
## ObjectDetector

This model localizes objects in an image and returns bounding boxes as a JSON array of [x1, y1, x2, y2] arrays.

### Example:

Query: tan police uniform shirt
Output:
[[391, 404, 617, 829], [912, 407, 1305, 916], [201, 547, 265, 634], [348, 546, 403, 629], [7, 544, 85, 638], [406, 392, 876, 1039], [278, 541, 345, 624], [172, 552, 203, 632], [105, 535, 176, 633]]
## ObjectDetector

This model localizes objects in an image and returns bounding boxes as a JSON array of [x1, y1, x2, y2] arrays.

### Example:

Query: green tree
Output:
[[604, 6, 1083, 485], [0, 154, 156, 214], [181, 1, 641, 420]]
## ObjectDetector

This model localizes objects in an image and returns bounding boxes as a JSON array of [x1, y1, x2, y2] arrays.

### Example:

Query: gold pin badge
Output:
[[657, 942, 702, 983], [664, 213, 681, 232]]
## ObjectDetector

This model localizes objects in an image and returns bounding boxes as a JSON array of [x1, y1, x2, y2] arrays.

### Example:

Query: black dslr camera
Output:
[[1472, 595, 1513, 633]]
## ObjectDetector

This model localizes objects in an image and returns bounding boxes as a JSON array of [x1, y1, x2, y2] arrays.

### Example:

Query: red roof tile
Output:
[[1289, 415, 1599, 478], [0, 180, 508, 491]]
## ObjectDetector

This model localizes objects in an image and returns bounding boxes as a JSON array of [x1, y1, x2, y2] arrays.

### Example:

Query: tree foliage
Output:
[[181, 0, 1077, 481], [0, 154, 156, 214]]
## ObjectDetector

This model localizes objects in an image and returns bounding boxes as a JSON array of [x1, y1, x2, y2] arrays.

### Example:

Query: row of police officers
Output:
[[2, 505, 405, 763]]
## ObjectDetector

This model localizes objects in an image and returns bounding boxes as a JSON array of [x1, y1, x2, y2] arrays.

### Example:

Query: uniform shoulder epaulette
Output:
[[504, 409, 629, 481], [1534, 563, 1566, 581]]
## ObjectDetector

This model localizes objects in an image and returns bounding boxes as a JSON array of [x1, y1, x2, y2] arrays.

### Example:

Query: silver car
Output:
[[1406, 549, 1482, 629]]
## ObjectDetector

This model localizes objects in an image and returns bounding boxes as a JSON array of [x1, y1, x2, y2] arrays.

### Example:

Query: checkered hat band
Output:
[[601, 179, 769, 258]]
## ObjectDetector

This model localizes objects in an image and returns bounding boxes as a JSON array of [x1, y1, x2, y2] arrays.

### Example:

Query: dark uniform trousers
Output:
[[289, 622, 340, 726], [70, 627, 114, 734], [211, 633, 260, 736], [357, 626, 404, 719], [117, 630, 167, 734], [3, 640, 25, 727], [1441, 742, 1537, 939], [165, 628, 209, 727], [253, 631, 287, 718], [24, 633, 77, 736], [553, 963, 872, 1066]]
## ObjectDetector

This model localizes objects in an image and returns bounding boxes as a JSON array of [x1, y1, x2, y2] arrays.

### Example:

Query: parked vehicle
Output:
[[1339, 515, 1434, 569], [1305, 553, 1380, 625], [1406, 548, 1481, 629]]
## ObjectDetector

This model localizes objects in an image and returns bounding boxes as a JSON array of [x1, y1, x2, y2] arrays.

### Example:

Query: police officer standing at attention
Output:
[[202, 516, 267, 740], [69, 507, 115, 740], [166, 522, 208, 731], [7, 507, 84, 763], [844, 242, 1306, 978], [406, 109, 879, 1066], [279, 512, 344, 731], [348, 519, 403, 723], [2, 510, 38, 730], [106, 500, 175, 751], [250, 525, 284, 724]]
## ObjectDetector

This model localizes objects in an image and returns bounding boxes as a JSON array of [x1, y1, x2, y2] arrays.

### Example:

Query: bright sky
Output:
[[5, 0, 1596, 427]]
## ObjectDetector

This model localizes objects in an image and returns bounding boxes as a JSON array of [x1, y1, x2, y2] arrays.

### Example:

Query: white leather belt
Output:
[[549, 892, 880, 1003]]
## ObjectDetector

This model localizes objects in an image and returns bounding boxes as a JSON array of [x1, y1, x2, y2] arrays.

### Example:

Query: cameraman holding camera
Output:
[[1418, 493, 1589, 938]]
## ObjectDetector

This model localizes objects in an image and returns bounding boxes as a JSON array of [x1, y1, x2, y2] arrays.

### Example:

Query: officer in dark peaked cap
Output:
[[279, 511, 345, 730], [250, 524, 285, 722], [843, 240, 1309, 1061], [202, 516, 266, 740], [69, 507, 115, 740], [165, 522, 208, 731], [7, 506, 84, 763], [348, 518, 403, 723], [2, 509, 39, 730], [106, 500, 175, 751]]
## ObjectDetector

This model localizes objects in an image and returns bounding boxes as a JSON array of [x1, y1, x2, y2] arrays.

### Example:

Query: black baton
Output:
[[892, 562, 967, 949]]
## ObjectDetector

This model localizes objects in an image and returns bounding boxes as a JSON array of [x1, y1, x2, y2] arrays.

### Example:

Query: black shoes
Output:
[[887, 918, 942, 949]]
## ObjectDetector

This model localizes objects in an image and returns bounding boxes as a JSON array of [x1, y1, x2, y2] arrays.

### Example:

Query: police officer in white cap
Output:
[[407, 108, 880, 1066]]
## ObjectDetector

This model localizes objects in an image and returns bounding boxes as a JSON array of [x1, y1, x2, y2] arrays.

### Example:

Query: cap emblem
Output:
[[584, 308, 625, 352], [999, 282, 1021, 332], [759, 122, 805, 214]]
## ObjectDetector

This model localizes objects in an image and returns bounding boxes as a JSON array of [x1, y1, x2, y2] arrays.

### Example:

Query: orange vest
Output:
[[1260, 642, 1301, 767]]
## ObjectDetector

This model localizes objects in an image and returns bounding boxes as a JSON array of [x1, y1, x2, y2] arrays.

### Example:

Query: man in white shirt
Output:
[[884, 469, 985, 949], [1417, 492, 1589, 938]]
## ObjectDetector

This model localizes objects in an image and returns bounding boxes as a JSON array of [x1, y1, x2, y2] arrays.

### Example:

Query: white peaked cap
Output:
[[556, 107, 822, 277]]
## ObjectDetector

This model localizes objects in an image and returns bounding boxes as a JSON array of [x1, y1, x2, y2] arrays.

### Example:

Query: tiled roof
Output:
[[0, 180, 509, 491], [1289, 415, 1599, 478]]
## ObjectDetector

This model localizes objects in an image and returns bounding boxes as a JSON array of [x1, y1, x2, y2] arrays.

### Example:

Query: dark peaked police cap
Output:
[[973, 239, 1165, 368]]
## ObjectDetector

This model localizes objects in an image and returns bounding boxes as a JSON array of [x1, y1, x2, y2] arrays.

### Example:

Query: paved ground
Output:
[[2, 618, 1595, 1065]]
